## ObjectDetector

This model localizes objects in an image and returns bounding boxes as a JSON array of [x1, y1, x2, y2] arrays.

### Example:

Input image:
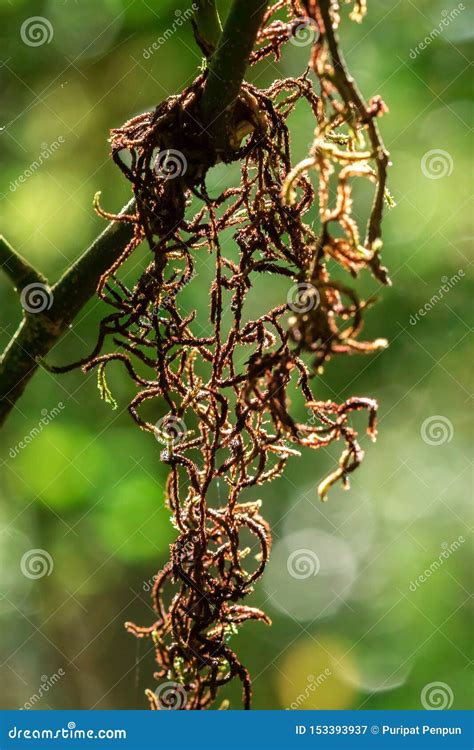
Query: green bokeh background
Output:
[[0, 0, 472, 710]]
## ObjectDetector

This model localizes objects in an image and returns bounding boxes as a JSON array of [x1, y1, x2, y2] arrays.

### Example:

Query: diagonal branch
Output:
[[0, 236, 48, 290], [0, 200, 135, 425], [0, 1, 268, 427]]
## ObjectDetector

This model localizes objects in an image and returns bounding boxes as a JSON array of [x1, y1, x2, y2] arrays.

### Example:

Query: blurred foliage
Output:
[[0, 0, 472, 710]]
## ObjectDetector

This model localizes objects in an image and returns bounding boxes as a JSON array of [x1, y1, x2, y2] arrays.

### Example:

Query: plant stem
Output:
[[192, 0, 222, 57], [200, 0, 268, 149], [0, 236, 48, 290]]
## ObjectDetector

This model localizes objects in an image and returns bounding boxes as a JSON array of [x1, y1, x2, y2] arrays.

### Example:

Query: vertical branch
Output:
[[192, 0, 223, 57], [200, 0, 268, 149]]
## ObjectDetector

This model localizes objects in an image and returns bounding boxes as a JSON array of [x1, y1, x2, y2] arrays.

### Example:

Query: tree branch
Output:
[[192, 0, 222, 57], [0, 200, 135, 424], [0, 236, 48, 289], [201, 0, 268, 147], [0, 1, 268, 427]]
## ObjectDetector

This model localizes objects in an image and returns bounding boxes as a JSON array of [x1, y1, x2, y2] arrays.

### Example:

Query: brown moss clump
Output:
[[56, 1, 392, 709]]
